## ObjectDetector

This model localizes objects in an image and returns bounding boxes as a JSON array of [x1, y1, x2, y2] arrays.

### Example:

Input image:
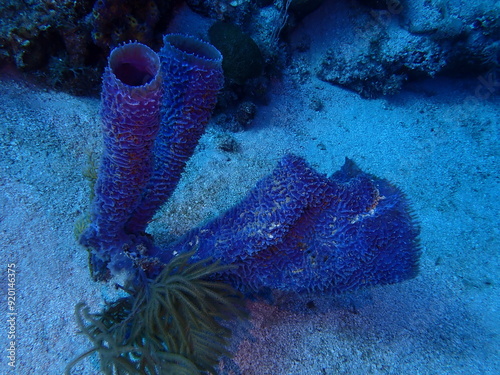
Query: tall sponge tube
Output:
[[80, 42, 162, 279], [125, 34, 224, 233]]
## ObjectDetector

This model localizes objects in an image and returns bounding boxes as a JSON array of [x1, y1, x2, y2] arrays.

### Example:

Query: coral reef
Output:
[[317, 26, 446, 98], [0, 0, 63, 70], [0, 0, 173, 92], [0, 0, 99, 93], [1, 0, 498, 97], [90, 0, 162, 51], [311, 0, 500, 97]]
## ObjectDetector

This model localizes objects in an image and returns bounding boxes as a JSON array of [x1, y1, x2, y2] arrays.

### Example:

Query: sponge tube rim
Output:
[[108, 42, 161, 88], [162, 34, 223, 67]]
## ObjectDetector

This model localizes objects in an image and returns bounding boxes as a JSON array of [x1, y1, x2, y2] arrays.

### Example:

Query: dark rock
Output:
[[217, 133, 240, 153], [235, 101, 257, 128], [209, 21, 264, 85]]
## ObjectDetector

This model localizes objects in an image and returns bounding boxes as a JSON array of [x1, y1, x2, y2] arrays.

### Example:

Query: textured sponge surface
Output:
[[80, 42, 162, 276], [125, 34, 224, 233], [168, 155, 420, 294]]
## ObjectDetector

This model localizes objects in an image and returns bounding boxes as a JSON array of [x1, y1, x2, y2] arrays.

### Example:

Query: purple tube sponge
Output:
[[166, 155, 330, 262], [166, 155, 420, 294], [78, 35, 418, 295], [80, 42, 162, 279], [125, 34, 224, 233]]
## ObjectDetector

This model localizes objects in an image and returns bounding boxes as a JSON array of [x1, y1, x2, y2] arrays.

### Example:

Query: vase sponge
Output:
[[167, 155, 420, 294], [80, 35, 224, 280], [80, 42, 162, 278]]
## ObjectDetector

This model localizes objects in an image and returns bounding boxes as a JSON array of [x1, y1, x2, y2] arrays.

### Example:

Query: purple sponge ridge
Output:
[[125, 34, 224, 233], [80, 42, 162, 277]]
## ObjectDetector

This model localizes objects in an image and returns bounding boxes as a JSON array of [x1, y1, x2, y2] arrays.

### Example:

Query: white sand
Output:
[[0, 52, 498, 375]]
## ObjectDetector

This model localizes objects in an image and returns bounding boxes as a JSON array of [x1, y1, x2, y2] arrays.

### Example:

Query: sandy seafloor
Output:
[[1, 23, 499, 375]]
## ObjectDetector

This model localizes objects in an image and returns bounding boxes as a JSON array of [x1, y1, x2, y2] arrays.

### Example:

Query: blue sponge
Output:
[[166, 155, 420, 294], [80, 38, 419, 293], [80, 42, 162, 278], [125, 34, 224, 234], [80, 36, 223, 280]]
